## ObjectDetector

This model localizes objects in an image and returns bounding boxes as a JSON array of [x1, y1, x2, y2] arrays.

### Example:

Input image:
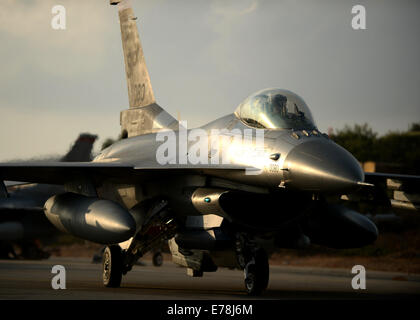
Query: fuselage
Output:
[[95, 112, 364, 197]]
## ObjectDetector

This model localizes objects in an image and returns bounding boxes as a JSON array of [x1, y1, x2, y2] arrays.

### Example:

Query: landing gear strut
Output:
[[102, 245, 123, 288], [236, 234, 269, 295], [102, 200, 176, 288]]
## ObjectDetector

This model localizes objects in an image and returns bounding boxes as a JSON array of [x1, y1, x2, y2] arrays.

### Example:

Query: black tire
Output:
[[102, 245, 123, 288], [152, 252, 163, 267], [244, 248, 269, 295]]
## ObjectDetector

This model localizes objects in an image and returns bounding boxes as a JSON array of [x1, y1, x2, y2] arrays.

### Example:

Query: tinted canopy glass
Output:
[[235, 89, 316, 130]]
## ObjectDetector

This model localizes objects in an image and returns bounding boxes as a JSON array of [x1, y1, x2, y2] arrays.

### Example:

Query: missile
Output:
[[44, 193, 136, 244]]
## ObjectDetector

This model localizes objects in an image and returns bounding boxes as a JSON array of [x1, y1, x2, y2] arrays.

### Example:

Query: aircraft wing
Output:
[[4, 181, 32, 187], [0, 162, 252, 185], [357, 172, 420, 212], [365, 172, 420, 184], [0, 197, 44, 211]]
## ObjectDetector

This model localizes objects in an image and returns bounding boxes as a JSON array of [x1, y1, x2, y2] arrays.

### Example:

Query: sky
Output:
[[0, 0, 419, 161]]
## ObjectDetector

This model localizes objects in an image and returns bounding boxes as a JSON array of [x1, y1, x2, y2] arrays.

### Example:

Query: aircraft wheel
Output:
[[152, 252, 163, 267], [244, 248, 269, 295], [102, 245, 123, 288]]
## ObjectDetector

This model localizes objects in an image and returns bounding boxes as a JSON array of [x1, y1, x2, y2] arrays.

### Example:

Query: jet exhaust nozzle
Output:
[[44, 193, 136, 244]]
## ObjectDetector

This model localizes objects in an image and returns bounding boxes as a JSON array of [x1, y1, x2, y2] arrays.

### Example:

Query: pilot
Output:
[[294, 103, 305, 119], [272, 94, 288, 117]]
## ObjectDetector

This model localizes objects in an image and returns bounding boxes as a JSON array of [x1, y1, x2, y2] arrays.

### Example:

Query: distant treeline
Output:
[[330, 123, 420, 174]]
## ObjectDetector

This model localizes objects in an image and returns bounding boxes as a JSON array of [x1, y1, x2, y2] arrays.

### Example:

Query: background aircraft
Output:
[[0, 133, 97, 259], [0, 0, 418, 295]]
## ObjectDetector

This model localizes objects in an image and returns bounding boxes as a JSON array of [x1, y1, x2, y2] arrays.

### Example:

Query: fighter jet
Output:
[[0, 0, 417, 294], [0, 133, 97, 259]]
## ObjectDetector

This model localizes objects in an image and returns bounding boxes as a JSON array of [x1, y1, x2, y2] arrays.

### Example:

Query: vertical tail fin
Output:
[[61, 133, 98, 162], [111, 0, 179, 137], [112, 0, 155, 108]]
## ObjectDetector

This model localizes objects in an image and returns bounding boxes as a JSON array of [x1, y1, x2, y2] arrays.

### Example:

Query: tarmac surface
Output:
[[0, 257, 419, 300]]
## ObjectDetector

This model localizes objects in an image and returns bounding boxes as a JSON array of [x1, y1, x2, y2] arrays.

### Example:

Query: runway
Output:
[[0, 257, 419, 300]]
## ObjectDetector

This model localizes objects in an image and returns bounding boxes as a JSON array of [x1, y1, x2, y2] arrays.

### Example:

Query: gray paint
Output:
[[1, 0, 415, 294]]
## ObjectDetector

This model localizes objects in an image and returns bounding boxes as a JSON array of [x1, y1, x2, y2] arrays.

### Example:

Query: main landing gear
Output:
[[102, 245, 123, 288], [236, 234, 269, 295], [102, 199, 176, 288]]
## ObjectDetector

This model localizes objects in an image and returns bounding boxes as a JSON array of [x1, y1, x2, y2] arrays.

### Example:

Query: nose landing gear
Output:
[[236, 234, 269, 295], [152, 251, 163, 267], [243, 248, 269, 295]]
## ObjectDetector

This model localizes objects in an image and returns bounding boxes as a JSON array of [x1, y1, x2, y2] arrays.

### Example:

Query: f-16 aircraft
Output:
[[0, 0, 418, 294], [0, 133, 97, 259]]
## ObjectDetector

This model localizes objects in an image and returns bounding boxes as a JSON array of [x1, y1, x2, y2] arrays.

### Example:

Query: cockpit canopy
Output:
[[234, 88, 316, 130]]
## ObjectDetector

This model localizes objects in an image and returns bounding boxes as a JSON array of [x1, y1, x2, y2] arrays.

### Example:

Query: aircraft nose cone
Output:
[[284, 139, 364, 193]]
